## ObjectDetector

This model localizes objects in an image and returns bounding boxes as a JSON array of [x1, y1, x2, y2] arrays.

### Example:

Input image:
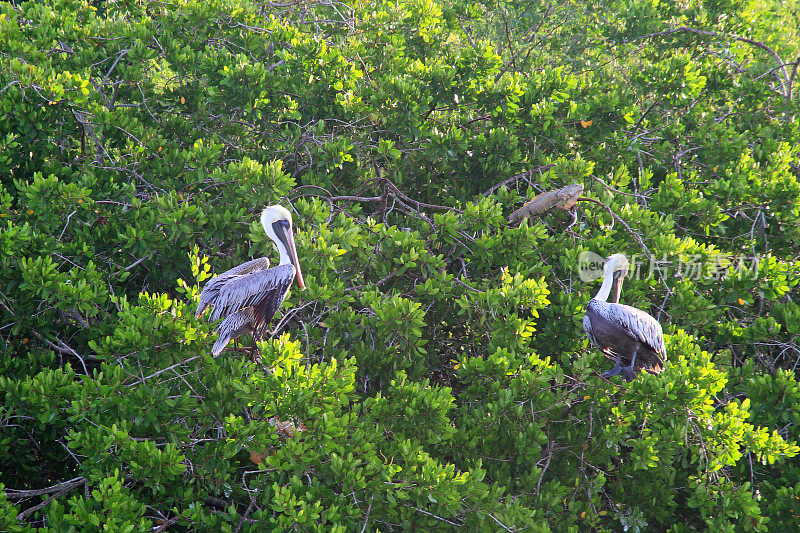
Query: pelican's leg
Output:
[[250, 335, 259, 362], [620, 347, 638, 382], [250, 335, 271, 374], [602, 351, 623, 378]]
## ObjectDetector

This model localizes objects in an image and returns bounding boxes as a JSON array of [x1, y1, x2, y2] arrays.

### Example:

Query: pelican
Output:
[[583, 253, 666, 381], [196, 205, 305, 356]]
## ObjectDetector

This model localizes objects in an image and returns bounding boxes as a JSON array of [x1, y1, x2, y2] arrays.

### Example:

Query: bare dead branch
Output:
[[58, 210, 77, 240], [132, 355, 202, 385], [121, 252, 154, 273], [292, 178, 461, 216], [5, 477, 87, 500], [626, 26, 792, 100], [411, 506, 464, 527], [8, 477, 87, 521], [96, 49, 130, 100], [482, 165, 556, 197]]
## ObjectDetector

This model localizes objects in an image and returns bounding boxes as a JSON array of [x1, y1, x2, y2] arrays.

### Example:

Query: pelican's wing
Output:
[[219, 256, 271, 277], [584, 307, 622, 360], [582, 314, 599, 350], [208, 263, 296, 324], [212, 308, 255, 356], [606, 302, 667, 359], [197, 257, 270, 318]]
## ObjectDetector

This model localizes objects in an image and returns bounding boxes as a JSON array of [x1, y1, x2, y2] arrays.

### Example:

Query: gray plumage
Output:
[[583, 253, 666, 381], [196, 205, 306, 357], [213, 307, 258, 357], [198, 260, 295, 356], [583, 300, 666, 376], [196, 257, 270, 320], [204, 263, 295, 324]]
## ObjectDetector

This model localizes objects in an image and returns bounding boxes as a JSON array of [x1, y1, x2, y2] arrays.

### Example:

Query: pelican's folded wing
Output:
[[208, 263, 296, 324], [608, 302, 667, 359], [196, 257, 270, 318], [212, 308, 255, 356]]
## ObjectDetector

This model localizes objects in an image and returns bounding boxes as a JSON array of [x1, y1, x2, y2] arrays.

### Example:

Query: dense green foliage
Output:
[[2, 0, 800, 530]]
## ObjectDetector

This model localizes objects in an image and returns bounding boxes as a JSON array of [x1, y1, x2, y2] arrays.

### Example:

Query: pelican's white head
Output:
[[260, 205, 305, 289], [261, 205, 293, 233], [595, 253, 629, 302], [604, 253, 629, 278]]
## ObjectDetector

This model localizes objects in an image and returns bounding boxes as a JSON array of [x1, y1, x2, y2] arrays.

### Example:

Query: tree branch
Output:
[[7, 477, 87, 521], [626, 26, 792, 100], [482, 165, 555, 197]]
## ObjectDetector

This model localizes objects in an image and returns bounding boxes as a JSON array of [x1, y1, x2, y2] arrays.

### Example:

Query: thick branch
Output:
[[292, 178, 461, 215], [7, 477, 87, 521]]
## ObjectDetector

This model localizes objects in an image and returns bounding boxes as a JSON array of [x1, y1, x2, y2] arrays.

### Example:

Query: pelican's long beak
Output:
[[283, 226, 306, 290], [611, 269, 625, 304]]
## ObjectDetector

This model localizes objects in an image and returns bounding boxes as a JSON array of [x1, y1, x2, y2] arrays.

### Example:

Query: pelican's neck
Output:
[[274, 235, 290, 266], [262, 216, 291, 266], [594, 266, 615, 302]]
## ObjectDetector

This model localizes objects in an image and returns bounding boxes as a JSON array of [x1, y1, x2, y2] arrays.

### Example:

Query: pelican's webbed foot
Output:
[[602, 366, 622, 378], [620, 365, 637, 382]]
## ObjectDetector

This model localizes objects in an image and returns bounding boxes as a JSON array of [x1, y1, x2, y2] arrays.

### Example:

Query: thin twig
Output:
[[575, 197, 615, 231], [154, 516, 182, 532], [411, 506, 464, 527], [788, 54, 799, 101], [42, 337, 89, 374], [58, 211, 78, 240], [591, 174, 649, 199], [627, 26, 791, 100], [535, 440, 553, 495], [131, 355, 202, 385], [269, 300, 317, 341], [0, 80, 20, 95], [482, 165, 555, 197], [487, 511, 517, 532], [2, 290, 100, 370], [360, 495, 374, 533]]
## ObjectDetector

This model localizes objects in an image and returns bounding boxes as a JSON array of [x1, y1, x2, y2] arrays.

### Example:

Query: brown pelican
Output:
[[196, 205, 305, 356], [583, 253, 665, 381]]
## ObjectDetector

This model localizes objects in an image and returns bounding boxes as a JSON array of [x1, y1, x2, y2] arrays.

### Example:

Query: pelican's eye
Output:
[[281, 219, 291, 229]]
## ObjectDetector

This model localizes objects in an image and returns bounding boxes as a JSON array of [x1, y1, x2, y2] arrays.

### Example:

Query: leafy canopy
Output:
[[1, 0, 800, 530]]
